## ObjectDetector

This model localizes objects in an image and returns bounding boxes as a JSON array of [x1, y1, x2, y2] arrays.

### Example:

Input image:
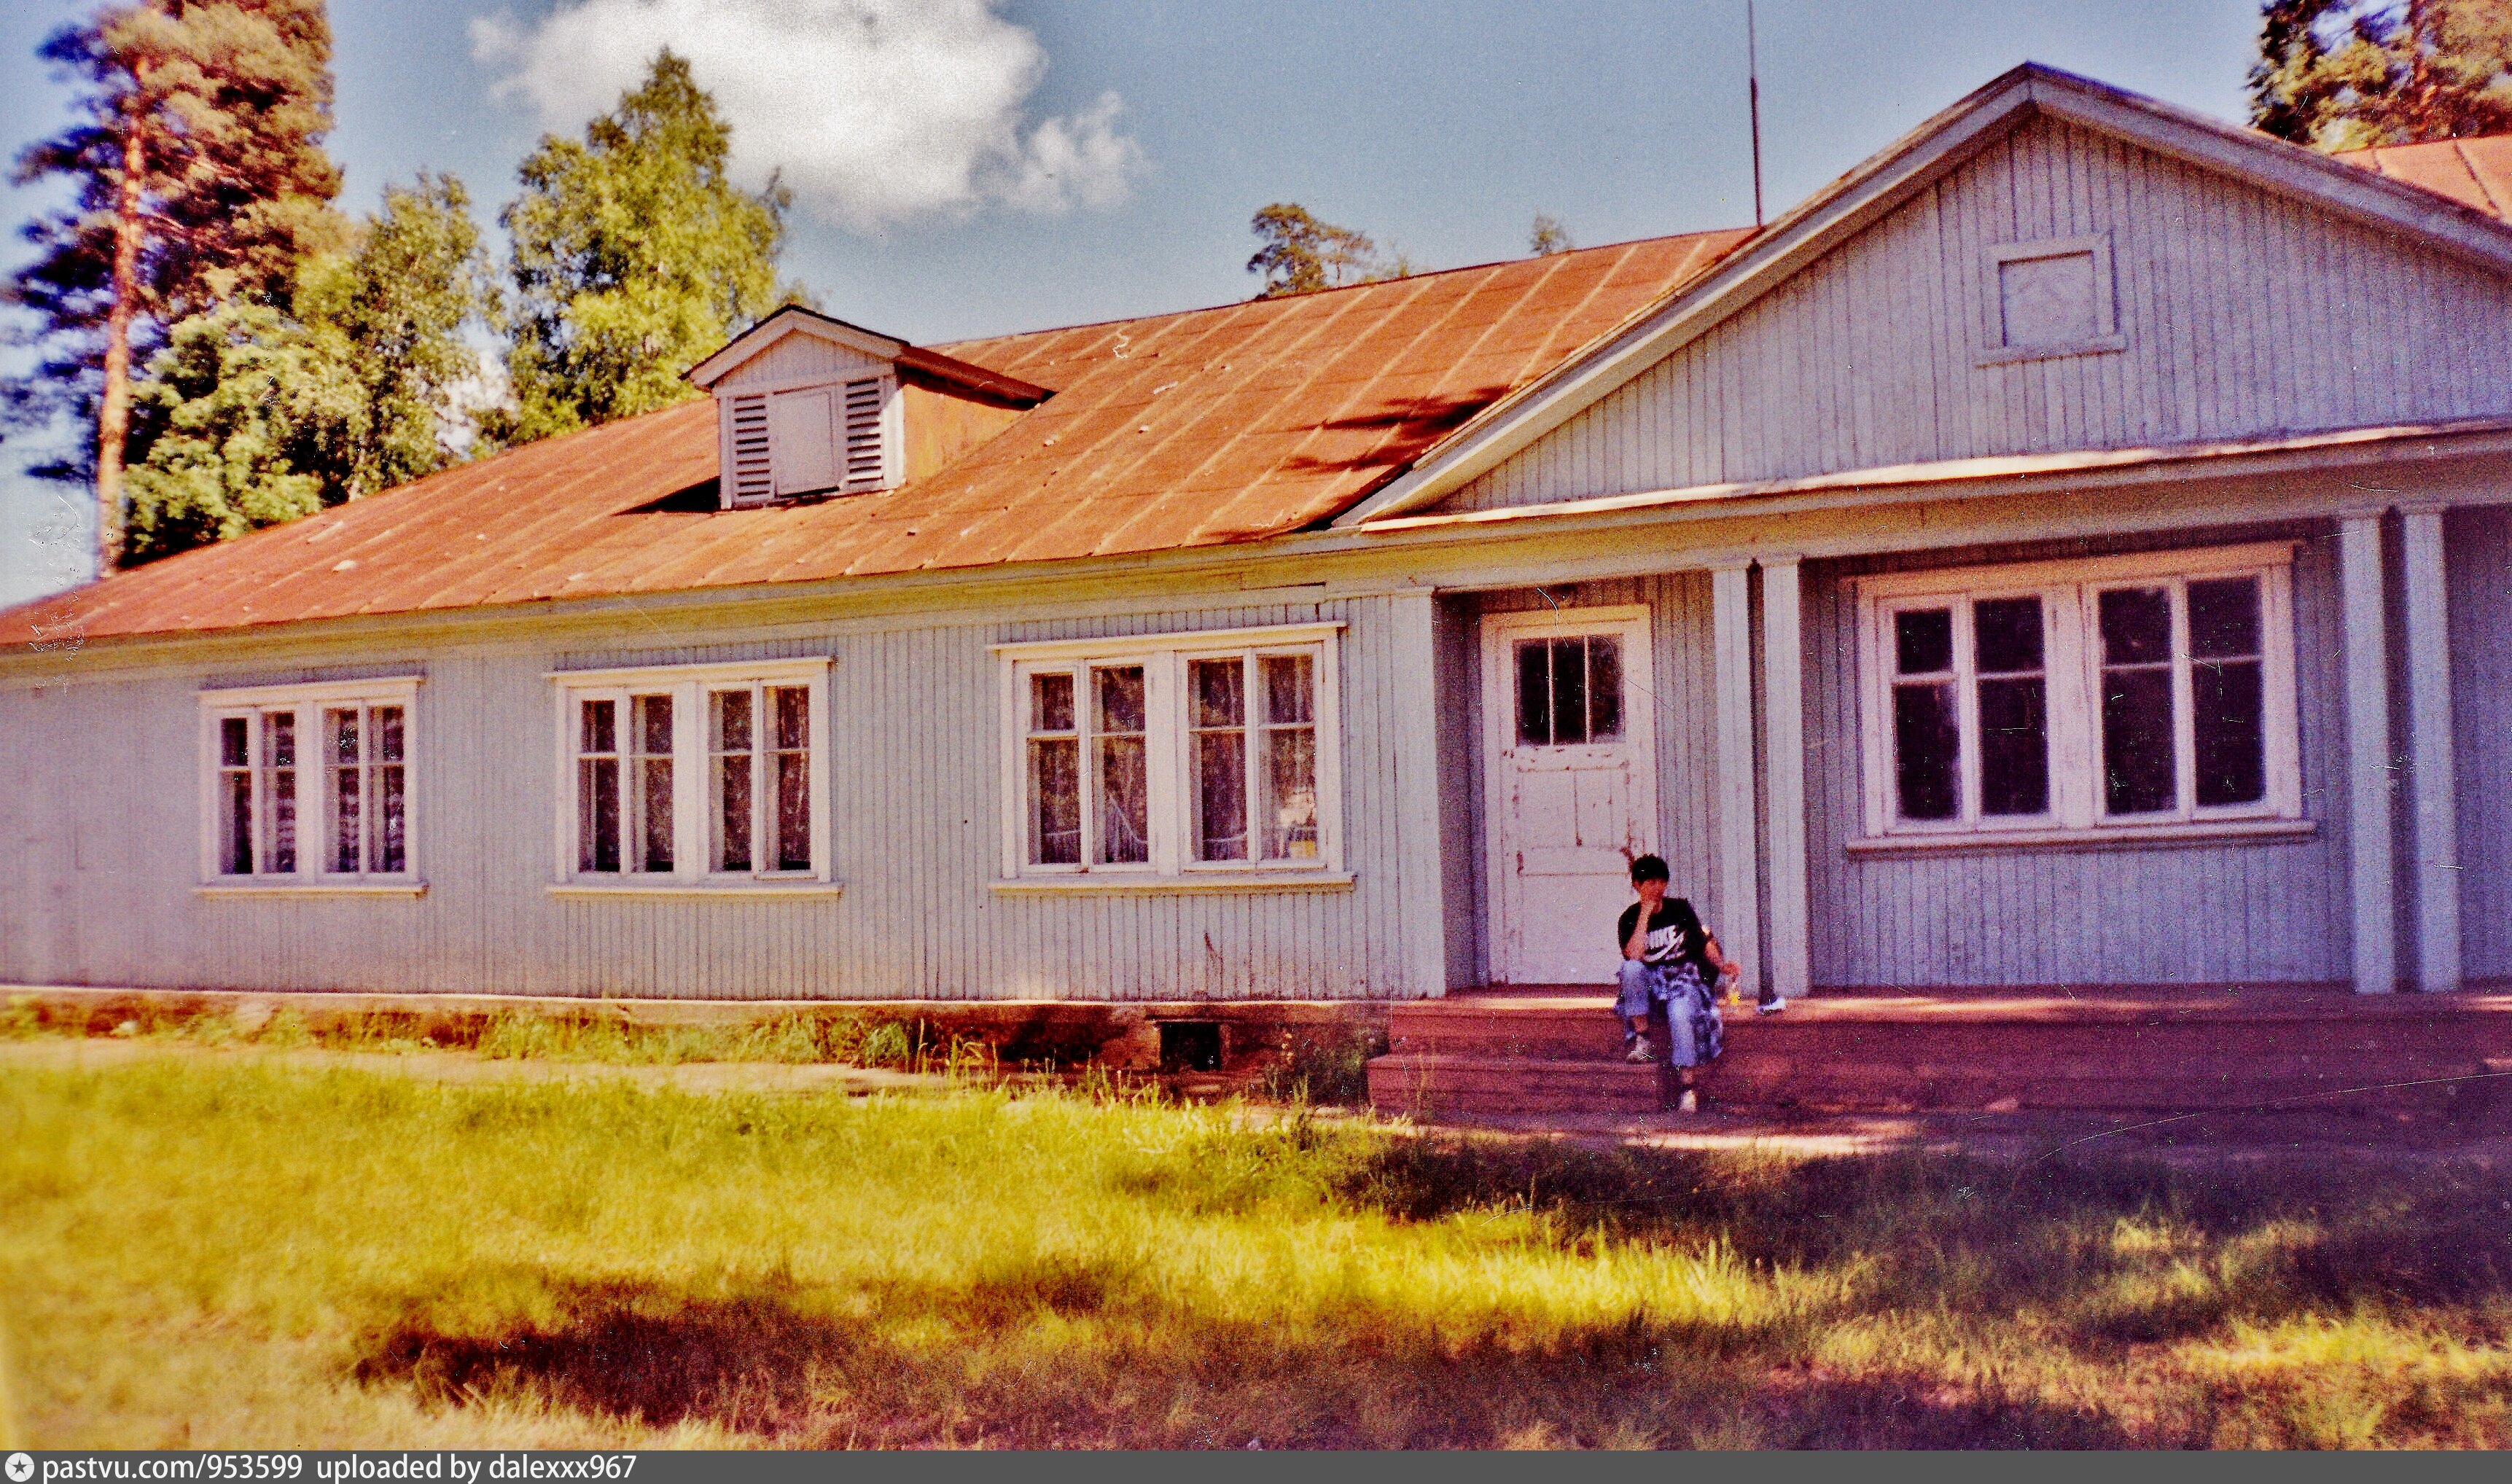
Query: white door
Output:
[[1483, 606, 1658, 985]]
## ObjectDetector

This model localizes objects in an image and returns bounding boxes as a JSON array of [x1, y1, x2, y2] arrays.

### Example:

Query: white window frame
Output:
[[1855, 544, 2301, 843], [195, 676, 424, 894], [993, 622, 1346, 888], [547, 658, 835, 893]]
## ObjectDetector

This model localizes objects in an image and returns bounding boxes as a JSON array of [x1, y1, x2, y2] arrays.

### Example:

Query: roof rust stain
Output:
[[0, 228, 1747, 649], [2335, 133, 2512, 221]]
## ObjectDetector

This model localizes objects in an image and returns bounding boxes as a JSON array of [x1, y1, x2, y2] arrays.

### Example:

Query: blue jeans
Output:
[[1615, 960, 1723, 1068]]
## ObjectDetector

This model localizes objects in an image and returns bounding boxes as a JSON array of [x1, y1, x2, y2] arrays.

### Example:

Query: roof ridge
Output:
[[931, 226, 1750, 357]]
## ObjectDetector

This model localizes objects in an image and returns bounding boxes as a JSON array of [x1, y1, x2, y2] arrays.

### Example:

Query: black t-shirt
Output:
[[1616, 897, 1708, 972]]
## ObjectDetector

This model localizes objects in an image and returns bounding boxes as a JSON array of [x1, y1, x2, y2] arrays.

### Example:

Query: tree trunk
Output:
[[95, 69, 148, 578]]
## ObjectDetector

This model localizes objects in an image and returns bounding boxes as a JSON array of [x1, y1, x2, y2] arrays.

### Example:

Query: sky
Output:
[[0, 0, 2265, 606]]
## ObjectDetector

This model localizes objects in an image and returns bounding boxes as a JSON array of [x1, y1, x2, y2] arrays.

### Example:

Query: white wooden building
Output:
[[4, 65, 2508, 1003]]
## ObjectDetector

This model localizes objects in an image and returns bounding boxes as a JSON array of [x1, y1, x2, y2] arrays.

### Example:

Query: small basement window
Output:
[[1158, 1020, 1224, 1073]]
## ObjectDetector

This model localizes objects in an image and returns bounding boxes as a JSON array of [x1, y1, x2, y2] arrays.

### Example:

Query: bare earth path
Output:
[[9, 1035, 2506, 1168]]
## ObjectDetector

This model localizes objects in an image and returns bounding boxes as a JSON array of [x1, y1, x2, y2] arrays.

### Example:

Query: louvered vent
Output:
[[726, 394, 773, 507], [842, 378, 886, 488]]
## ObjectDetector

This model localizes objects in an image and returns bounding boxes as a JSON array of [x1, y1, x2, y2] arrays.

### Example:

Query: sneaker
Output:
[[1676, 1088, 1699, 1114], [1623, 1036, 1653, 1063], [1757, 993, 1786, 1016]]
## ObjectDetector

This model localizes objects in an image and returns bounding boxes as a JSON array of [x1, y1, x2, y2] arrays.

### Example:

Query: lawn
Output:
[[2, 1047, 2508, 1449]]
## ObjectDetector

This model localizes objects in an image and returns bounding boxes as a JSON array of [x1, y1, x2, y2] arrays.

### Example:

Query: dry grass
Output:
[[1, 1047, 2508, 1449], [0, 995, 1002, 1075]]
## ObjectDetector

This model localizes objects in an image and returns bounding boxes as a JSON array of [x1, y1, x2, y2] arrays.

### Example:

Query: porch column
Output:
[[2339, 512, 2398, 995], [1758, 557, 1811, 1002], [1711, 562, 1762, 996], [2400, 507, 2462, 993], [1386, 588, 1451, 998]]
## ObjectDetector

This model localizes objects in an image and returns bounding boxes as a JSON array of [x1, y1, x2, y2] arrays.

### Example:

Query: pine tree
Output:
[[2251, 0, 2512, 147], [1246, 203, 1386, 297], [6, 0, 345, 574], [488, 50, 792, 445]]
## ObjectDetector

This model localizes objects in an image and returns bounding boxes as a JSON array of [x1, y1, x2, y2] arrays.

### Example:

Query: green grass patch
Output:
[[2, 1051, 2508, 1448]]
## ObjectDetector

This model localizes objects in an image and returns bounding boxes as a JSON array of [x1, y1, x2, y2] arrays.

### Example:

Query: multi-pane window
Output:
[[1002, 624, 1343, 880], [324, 703, 408, 874], [2096, 577, 2273, 819], [1513, 636, 1622, 746], [1859, 547, 2298, 838], [199, 680, 418, 885], [1884, 596, 2048, 824], [572, 694, 674, 875], [553, 660, 831, 887], [1026, 671, 1083, 864], [1185, 654, 1322, 864], [1094, 665, 1151, 865]]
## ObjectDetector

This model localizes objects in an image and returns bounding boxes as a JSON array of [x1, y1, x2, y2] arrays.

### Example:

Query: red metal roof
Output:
[[2334, 134, 2512, 220], [0, 230, 1748, 649]]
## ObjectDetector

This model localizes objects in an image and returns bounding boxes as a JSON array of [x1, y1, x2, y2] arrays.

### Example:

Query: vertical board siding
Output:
[[2447, 506, 2512, 982], [1430, 596, 1483, 988], [0, 595, 1432, 1001], [1443, 117, 2512, 515], [1801, 528, 2353, 988], [713, 334, 889, 390]]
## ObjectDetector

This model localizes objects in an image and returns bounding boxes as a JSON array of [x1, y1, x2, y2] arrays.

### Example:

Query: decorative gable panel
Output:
[[1985, 234, 2121, 361]]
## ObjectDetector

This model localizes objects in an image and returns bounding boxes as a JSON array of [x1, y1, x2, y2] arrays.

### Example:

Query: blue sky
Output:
[[0, 0, 2263, 606]]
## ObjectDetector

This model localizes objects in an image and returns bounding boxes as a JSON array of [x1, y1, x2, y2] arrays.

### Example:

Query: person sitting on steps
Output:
[[1613, 854, 1738, 1114]]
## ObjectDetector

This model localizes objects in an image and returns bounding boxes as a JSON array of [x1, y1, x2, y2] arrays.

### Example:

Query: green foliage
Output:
[[119, 298, 354, 559], [295, 173, 494, 495], [4, 0, 346, 475], [7, 1052, 2512, 1447], [2252, 0, 2512, 147], [119, 174, 490, 563], [1246, 202, 1398, 297], [1529, 214, 1574, 256], [487, 50, 795, 445]]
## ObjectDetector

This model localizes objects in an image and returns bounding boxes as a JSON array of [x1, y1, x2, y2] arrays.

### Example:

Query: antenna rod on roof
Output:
[[1747, 0, 1766, 227]]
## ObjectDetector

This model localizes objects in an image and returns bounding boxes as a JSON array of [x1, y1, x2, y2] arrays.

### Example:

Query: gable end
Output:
[[1422, 114, 2512, 518]]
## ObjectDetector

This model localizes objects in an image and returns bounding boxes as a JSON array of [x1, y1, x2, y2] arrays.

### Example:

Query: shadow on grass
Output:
[[1331, 1136, 2512, 1342], [349, 1260, 2134, 1448]]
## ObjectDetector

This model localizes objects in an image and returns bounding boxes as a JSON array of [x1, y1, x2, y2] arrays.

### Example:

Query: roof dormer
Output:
[[686, 307, 1052, 510]]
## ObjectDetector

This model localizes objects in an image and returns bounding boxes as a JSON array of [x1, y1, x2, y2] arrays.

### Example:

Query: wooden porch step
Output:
[[1368, 989, 2512, 1118], [1365, 1053, 1664, 1115], [1700, 1059, 2496, 1114]]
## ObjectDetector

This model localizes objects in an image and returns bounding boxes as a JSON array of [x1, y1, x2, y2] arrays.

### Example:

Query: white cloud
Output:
[[471, 0, 1145, 230]]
